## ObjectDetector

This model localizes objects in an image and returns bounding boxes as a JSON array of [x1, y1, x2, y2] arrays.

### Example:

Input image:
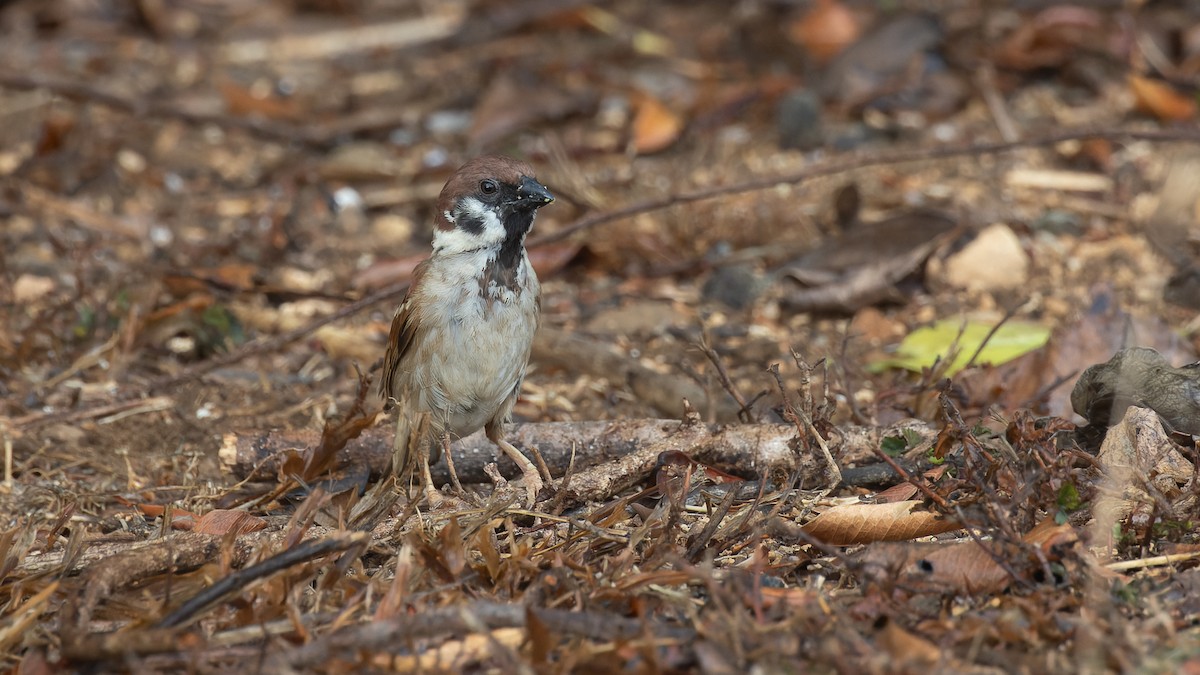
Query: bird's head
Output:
[[432, 155, 554, 257]]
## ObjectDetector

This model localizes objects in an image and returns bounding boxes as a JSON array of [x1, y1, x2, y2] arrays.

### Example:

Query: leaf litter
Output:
[[1, 1, 1200, 673]]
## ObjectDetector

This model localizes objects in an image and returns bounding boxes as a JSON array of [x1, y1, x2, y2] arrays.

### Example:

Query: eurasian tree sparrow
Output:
[[380, 155, 553, 504]]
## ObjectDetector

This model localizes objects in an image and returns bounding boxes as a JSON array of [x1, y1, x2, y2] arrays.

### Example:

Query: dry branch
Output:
[[283, 601, 696, 669], [222, 418, 807, 484], [220, 417, 932, 504]]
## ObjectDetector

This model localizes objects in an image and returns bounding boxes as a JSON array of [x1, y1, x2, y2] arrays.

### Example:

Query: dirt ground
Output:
[[2, 1, 1200, 672]]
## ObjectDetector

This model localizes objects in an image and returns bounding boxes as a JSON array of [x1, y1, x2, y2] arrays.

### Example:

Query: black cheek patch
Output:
[[455, 209, 485, 235]]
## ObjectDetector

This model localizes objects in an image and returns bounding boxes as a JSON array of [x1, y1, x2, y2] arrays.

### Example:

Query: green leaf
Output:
[[1057, 482, 1082, 512], [73, 305, 95, 339], [199, 304, 245, 351], [881, 435, 908, 456], [867, 318, 1051, 376]]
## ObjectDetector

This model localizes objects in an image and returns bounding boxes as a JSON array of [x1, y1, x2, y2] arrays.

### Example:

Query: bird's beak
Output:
[[517, 176, 554, 208]]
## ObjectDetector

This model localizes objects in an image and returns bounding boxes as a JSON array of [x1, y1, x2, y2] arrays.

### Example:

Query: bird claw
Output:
[[513, 474, 544, 508], [422, 485, 473, 512]]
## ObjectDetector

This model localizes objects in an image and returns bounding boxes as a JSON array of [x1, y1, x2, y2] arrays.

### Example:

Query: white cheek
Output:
[[457, 196, 506, 243], [432, 228, 485, 255], [431, 197, 506, 254]]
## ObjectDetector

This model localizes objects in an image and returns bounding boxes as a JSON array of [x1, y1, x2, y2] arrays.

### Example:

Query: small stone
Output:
[[370, 214, 415, 248], [117, 149, 146, 173], [13, 274, 55, 303], [939, 224, 1029, 292], [777, 89, 824, 150], [701, 265, 766, 309]]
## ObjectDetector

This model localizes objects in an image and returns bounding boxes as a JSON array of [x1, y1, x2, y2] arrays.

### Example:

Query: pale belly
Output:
[[399, 256, 539, 439], [418, 311, 535, 437]]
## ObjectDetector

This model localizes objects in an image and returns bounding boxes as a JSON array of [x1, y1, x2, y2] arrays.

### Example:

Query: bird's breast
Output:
[[406, 251, 539, 436]]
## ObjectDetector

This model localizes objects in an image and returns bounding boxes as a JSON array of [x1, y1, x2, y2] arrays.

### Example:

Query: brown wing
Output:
[[379, 259, 430, 408]]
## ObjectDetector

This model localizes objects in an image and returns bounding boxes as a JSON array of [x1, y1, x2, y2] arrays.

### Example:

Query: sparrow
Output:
[[380, 155, 554, 505]]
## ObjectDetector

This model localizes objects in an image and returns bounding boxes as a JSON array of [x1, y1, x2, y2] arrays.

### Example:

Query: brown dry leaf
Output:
[[438, 516, 466, 578], [759, 586, 820, 611], [993, 6, 1104, 71], [802, 500, 961, 545], [193, 509, 267, 535], [873, 482, 918, 503], [120, 499, 201, 528], [1129, 74, 1197, 121], [632, 93, 684, 155], [473, 528, 501, 581], [923, 518, 1075, 593], [164, 264, 261, 297], [865, 518, 1077, 595], [218, 80, 300, 121], [877, 619, 941, 667], [1093, 406, 1195, 535], [787, 0, 860, 63]]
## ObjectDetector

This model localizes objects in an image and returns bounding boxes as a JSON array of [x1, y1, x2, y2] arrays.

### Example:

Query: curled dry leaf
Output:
[[218, 79, 300, 121], [860, 518, 1077, 596], [1093, 406, 1195, 531], [992, 6, 1104, 71], [192, 509, 268, 535], [632, 93, 684, 154], [787, 0, 860, 63], [873, 482, 919, 504], [802, 500, 961, 545], [1129, 75, 1197, 122], [877, 619, 941, 668]]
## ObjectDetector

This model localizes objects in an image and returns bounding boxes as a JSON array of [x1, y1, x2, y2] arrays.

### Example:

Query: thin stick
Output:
[[531, 127, 1200, 247], [698, 329, 755, 423]]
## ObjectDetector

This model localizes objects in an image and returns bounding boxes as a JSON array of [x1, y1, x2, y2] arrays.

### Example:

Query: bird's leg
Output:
[[489, 430, 544, 506], [418, 435, 442, 507], [441, 430, 467, 497]]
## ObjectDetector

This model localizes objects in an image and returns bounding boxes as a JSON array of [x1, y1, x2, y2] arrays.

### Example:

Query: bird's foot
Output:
[[483, 462, 543, 508], [513, 473, 544, 508], [422, 484, 473, 512]]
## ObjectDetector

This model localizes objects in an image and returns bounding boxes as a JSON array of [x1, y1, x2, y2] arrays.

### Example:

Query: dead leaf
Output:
[[218, 79, 300, 121], [1129, 74, 1197, 121], [993, 6, 1104, 71], [861, 518, 1077, 595], [802, 500, 961, 545], [877, 619, 941, 667], [193, 509, 267, 535], [874, 482, 919, 503], [632, 94, 684, 154], [528, 240, 583, 279], [787, 0, 859, 63], [438, 516, 466, 578]]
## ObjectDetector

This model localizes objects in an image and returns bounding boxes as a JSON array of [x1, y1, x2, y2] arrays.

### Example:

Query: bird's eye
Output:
[[480, 179, 498, 195]]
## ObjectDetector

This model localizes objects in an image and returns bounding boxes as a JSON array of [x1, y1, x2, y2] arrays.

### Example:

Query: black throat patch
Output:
[[479, 209, 535, 297], [498, 209, 534, 269]]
